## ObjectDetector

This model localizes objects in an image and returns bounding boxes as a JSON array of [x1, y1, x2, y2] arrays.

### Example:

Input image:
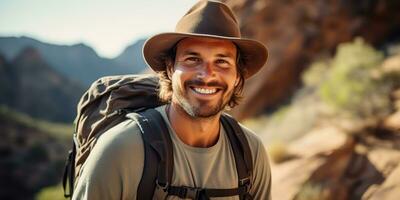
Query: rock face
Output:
[[268, 58, 400, 200], [223, 0, 400, 119], [271, 121, 400, 200], [367, 165, 400, 200]]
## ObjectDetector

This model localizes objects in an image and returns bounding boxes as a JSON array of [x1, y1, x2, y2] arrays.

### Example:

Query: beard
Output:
[[173, 79, 233, 118]]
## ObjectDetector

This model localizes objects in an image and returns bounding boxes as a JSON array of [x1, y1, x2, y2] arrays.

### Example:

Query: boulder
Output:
[[366, 165, 400, 200]]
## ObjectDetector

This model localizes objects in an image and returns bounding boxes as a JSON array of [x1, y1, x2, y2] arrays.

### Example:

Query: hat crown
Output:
[[143, 0, 268, 79], [175, 0, 241, 38]]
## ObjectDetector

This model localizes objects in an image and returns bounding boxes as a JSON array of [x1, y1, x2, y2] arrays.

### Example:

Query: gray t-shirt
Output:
[[73, 105, 271, 200]]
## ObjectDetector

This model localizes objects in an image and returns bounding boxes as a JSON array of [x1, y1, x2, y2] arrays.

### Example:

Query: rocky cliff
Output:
[[224, 0, 400, 119], [256, 41, 400, 199]]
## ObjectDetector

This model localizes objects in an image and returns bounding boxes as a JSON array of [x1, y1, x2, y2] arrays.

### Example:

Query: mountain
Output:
[[0, 36, 147, 86], [0, 54, 14, 105], [0, 47, 84, 122], [113, 38, 147, 72]]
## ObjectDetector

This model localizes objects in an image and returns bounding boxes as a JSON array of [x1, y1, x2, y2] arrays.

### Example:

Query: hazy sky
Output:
[[0, 0, 199, 58]]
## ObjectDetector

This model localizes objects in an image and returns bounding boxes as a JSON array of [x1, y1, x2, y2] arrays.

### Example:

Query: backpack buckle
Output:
[[180, 186, 202, 199], [240, 177, 252, 192], [153, 180, 169, 200]]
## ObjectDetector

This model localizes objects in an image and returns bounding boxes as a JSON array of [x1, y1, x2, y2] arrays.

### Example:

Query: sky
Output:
[[0, 0, 199, 58]]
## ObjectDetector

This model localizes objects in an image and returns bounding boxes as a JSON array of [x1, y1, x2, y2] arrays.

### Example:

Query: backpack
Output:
[[62, 74, 254, 200]]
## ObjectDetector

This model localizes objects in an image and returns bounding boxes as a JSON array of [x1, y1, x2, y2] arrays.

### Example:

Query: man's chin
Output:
[[174, 93, 228, 118], [193, 109, 221, 118], [185, 103, 224, 118]]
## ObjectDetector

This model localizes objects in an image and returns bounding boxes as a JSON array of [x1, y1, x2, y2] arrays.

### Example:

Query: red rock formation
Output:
[[265, 53, 400, 200], [223, 0, 400, 119]]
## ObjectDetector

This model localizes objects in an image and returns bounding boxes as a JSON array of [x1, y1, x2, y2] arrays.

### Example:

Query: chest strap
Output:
[[160, 179, 252, 200]]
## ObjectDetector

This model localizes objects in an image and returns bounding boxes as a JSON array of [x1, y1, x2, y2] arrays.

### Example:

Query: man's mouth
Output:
[[191, 87, 219, 95], [185, 79, 226, 97]]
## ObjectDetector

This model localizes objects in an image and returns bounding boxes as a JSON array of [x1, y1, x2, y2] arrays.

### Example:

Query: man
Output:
[[73, 0, 271, 199]]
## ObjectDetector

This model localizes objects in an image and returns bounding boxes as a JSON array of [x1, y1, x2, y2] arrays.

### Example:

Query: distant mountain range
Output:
[[0, 47, 85, 122], [114, 38, 147, 73], [0, 36, 148, 86]]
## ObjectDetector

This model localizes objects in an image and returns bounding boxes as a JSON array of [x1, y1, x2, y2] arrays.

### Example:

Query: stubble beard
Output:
[[172, 82, 233, 119]]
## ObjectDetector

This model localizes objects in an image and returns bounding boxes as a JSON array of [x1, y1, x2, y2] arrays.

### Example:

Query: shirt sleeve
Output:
[[250, 139, 272, 200], [241, 125, 272, 200], [72, 119, 145, 200]]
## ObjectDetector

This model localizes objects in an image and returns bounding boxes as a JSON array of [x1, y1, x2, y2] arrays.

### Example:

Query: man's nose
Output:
[[197, 61, 215, 79]]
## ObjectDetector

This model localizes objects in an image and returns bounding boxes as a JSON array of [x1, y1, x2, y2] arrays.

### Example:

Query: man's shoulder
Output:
[[74, 116, 145, 200], [95, 116, 143, 153], [236, 122, 265, 157], [99, 106, 169, 147], [236, 122, 263, 147]]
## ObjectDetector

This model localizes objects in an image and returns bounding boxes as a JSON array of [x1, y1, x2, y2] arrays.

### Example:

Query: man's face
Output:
[[169, 37, 239, 118]]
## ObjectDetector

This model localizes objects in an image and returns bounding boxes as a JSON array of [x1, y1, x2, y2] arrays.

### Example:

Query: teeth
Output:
[[193, 87, 217, 94]]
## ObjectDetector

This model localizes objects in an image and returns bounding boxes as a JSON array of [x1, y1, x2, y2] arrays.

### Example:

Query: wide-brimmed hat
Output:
[[143, 0, 268, 79]]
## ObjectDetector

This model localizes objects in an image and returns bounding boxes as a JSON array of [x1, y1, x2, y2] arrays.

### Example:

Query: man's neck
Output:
[[166, 103, 221, 148]]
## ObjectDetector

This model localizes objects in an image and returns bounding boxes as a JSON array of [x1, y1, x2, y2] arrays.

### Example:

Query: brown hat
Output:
[[143, 0, 268, 79]]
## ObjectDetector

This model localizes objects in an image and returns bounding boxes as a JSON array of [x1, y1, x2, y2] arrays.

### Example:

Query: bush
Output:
[[318, 38, 391, 118], [302, 60, 330, 88]]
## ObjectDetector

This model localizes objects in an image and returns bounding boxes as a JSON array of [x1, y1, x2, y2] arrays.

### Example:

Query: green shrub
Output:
[[318, 38, 391, 118], [302, 60, 330, 88]]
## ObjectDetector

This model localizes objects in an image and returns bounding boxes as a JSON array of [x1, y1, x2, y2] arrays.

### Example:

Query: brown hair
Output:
[[158, 44, 246, 109]]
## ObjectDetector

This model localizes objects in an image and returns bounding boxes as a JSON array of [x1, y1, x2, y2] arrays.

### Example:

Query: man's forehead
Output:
[[175, 37, 237, 57]]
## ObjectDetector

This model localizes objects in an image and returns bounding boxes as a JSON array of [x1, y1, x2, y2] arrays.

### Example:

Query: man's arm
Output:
[[72, 119, 144, 200]]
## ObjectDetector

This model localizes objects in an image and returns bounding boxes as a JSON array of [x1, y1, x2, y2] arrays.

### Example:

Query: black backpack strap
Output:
[[63, 136, 77, 199], [134, 108, 173, 200], [220, 114, 253, 200]]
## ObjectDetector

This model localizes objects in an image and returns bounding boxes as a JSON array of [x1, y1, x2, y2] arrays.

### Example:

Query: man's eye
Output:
[[186, 57, 201, 62], [216, 59, 228, 64], [182, 57, 202, 67], [215, 59, 231, 67]]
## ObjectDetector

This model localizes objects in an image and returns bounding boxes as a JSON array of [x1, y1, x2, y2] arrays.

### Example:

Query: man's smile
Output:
[[188, 86, 224, 101], [191, 87, 219, 95], [185, 79, 226, 98]]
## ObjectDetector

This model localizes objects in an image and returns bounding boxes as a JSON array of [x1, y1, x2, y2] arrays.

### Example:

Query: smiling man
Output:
[[165, 37, 241, 148], [73, 0, 271, 199]]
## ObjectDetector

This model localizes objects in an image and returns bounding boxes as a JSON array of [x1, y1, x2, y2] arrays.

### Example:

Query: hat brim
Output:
[[143, 32, 268, 79]]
